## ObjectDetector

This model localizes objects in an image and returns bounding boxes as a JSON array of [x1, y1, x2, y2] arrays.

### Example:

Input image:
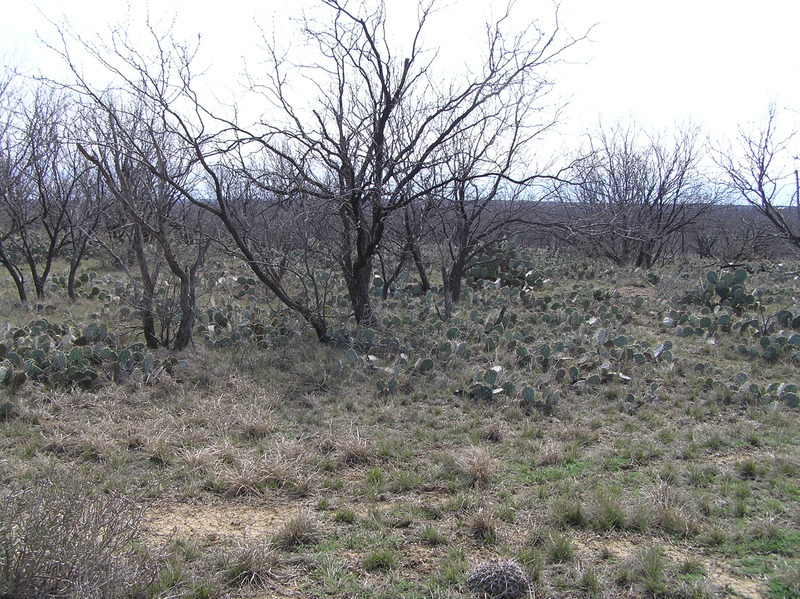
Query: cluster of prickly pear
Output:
[[720, 373, 800, 409], [464, 238, 550, 291], [738, 333, 800, 362], [682, 269, 757, 313], [194, 304, 303, 350], [519, 385, 559, 414], [469, 366, 512, 401], [0, 318, 180, 390], [710, 269, 756, 311]]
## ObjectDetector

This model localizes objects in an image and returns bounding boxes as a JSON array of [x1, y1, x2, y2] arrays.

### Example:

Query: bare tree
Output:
[[77, 98, 210, 350], [48, 0, 583, 342], [50, 18, 336, 342], [688, 204, 777, 263], [0, 78, 32, 302], [63, 165, 109, 300], [715, 105, 800, 252], [554, 121, 714, 268], [376, 200, 432, 300], [0, 81, 81, 302], [420, 81, 558, 320], [242, 0, 583, 326]]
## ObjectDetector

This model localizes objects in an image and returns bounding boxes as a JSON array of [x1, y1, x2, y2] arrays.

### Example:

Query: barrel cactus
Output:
[[466, 559, 530, 599]]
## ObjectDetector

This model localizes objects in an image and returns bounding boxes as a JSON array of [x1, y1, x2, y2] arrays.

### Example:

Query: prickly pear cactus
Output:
[[466, 559, 530, 599]]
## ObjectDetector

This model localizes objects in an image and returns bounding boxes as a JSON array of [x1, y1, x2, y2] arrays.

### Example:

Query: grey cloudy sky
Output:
[[2, 0, 798, 141]]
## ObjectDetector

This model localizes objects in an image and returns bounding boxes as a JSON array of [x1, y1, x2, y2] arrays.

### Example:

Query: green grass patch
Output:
[[511, 460, 587, 483]]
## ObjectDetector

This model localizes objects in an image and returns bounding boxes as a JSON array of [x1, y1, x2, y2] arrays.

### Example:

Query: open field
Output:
[[1, 254, 799, 599]]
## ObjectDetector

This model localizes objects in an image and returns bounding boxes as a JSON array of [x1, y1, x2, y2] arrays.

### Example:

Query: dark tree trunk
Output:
[[33, 274, 46, 300], [635, 239, 655, 269], [378, 248, 407, 301], [0, 246, 28, 303], [131, 227, 160, 349], [442, 265, 464, 322], [141, 304, 159, 349], [440, 243, 472, 321], [172, 277, 196, 351], [168, 238, 210, 352], [346, 258, 376, 326], [67, 262, 79, 300], [67, 236, 90, 301], [410, 241, 430, 294]]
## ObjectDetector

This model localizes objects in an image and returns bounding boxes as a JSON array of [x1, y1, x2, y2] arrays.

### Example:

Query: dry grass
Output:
[[453, 445, 496, 488], [271, 511, 321, 551], [219, 536, 283, 587], [2, 259, 800, 598]]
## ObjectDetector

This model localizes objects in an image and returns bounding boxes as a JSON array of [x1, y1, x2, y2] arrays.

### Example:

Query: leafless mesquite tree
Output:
[[688, 204, 777, 263], [715, 105, 800, 252], [63, 161, 109, 300], [52, 20, 337, 342], [76, 98, 211, 351], [48, 22, 233, 350], [240, 0, 584, 327], [49, 0, 583, 342], [0, 81, 84, 302], [555, 121, 713, 268], [375, 200, 432, 300], [421, 83, 561, 320]]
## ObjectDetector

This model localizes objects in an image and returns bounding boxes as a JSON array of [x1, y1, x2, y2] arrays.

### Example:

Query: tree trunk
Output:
[[410, 241, 430, 294], [441, 265, 464, 322], [67, 237, 90, 301], [131, 227, 160, 349], [346, 258, 376, 326], [33, 274, 46, 300], [141, 302, 159, 349], [378, 249, 407, 301], [0, 247, 28, 303], [67, 263, 79, 301], [308, 313, 330, 343], [443, 281, 454, 322], [172, 277, 196, 351]]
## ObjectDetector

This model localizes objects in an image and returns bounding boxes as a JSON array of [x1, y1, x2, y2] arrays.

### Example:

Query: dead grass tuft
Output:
[[271, 511, 321, 551], [537, 439, 568, 466], [454, 445, 495, 487], [219, 535, 282, 588], [0, 470, 159, 598], [337, 429, 375, 465], [467, 508, 500, 544]]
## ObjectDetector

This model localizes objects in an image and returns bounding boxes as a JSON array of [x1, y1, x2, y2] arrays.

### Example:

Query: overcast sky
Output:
[[2, 0, 798, 143]]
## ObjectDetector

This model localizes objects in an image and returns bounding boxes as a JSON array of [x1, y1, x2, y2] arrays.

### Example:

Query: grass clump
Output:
[[770, 560, 800, 599], [551, 495, 588, 528], [546, 533, 574, 563], [590, 489, 627, 530], [467, 509, 500, 544], [272, 511, 321, 551], [418, 523, 448, 546], [219, 536, 281, 588], [576, 565, 601, 598], [453, 446, 496, 487], [630, 546, 668, 596], [362, 548, 400, 571], [333, 507, 357, 523]]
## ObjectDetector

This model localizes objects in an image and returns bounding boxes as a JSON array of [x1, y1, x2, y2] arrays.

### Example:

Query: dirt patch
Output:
[[143, 498, 307, 543]]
